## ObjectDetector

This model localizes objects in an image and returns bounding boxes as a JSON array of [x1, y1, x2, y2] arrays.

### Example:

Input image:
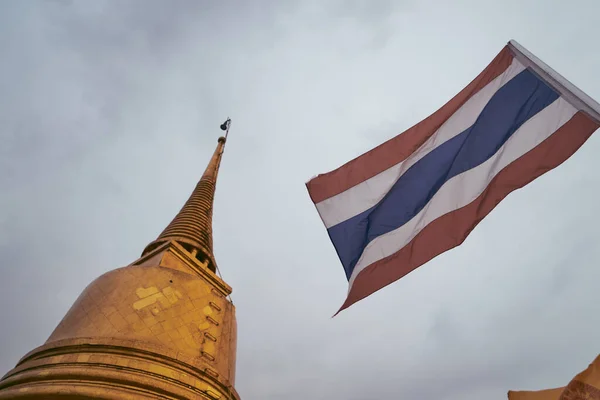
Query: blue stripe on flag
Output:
[[329, 69, 559, 280]]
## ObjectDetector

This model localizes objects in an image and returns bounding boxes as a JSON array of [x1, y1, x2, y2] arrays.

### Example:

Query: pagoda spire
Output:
[[0, 119, 240, 400], [142, 124, 230, 272]]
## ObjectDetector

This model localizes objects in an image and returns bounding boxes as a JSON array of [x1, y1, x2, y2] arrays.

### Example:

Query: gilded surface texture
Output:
[[49, 263, 237, 384], [560, 380, 600, 400]]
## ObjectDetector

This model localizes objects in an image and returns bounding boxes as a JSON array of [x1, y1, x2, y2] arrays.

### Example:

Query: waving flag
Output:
[[306, 40, 600, 314]]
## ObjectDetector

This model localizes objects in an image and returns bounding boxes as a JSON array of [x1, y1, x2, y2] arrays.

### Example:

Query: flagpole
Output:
[[508, 40, 600, 123]]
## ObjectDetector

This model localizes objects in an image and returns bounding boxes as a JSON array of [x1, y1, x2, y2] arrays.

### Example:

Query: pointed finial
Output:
[[220, 118, 231, 131], [141, 119, 233, 272], [220, 118, 232, 142]]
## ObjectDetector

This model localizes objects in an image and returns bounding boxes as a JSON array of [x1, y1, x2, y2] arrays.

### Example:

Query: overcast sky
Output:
[[1, 1, 599, 399]]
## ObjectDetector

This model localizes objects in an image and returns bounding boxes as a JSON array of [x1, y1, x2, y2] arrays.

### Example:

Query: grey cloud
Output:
[[1, 1, 600, 399]]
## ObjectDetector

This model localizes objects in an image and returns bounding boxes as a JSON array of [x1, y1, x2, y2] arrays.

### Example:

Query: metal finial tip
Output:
[[220, 118, 231, 131], [218, 136, 226, 143]]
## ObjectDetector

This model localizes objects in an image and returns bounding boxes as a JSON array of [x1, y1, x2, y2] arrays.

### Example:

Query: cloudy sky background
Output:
[[1, 1, 600, 399]]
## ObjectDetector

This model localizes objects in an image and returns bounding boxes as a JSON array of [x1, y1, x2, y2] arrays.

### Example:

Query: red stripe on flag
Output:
[[337, 112, 599, 314], [307, 46, 515, 204]]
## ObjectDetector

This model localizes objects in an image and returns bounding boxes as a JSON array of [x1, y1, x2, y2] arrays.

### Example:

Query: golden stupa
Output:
[[0, 126, 240, 399]]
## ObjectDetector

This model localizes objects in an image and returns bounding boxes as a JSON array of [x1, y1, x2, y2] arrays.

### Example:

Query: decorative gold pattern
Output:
[[0, 137, 239, 399], [560, 380, 600, 400]]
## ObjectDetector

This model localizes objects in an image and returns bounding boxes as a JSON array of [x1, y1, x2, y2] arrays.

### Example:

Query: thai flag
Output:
[[306, 40, 600, 315]]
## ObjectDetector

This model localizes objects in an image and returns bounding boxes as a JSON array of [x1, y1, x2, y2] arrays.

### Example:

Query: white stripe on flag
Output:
[[348, 97, 577, 289], [316, 58, 526, 229]]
